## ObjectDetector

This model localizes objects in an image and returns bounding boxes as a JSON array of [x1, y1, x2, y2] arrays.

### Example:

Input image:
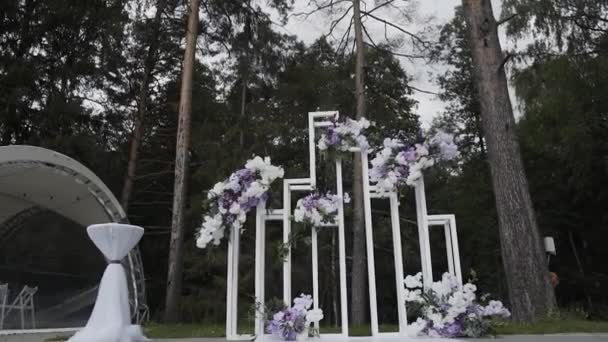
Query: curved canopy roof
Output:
[[0, 145, 125, 227]]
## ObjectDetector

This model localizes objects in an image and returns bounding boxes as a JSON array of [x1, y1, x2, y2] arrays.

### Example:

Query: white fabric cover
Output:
[[68, 223, 147, 342]]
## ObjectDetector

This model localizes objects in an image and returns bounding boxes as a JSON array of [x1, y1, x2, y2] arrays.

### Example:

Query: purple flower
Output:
[[236, 168, 252, 179], [402, 147, 417, 162], [328, 131, 341, 145], [302, 194, 318, 210], [240, 196, 259, 211], [440, 320, 464, 338]]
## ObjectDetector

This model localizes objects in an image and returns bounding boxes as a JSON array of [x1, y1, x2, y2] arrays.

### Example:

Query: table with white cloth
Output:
[[68, 223, 148, 342]]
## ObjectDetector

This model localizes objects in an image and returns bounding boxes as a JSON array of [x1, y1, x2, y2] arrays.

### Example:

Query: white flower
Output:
[[431, 280, 451, 298], [358, 117, 371, 129], [463, 283, 477, 294], [318, 138, 328, 150], [405, 318, 427, 337], [293, 207, 305, 222], [225, 175, 241, 191], [245, 156, 284, 183], [305, 308, 324, 323], [245, 156, 266, 170], [482, 300, 511, 318], [415, 144, 429, 157], [383, 138, 402, 149], [229, 202, 241, 214], [404, 272, 423, 288], [244, 181, 267, 198], [428, 312, 445, 329], [196, 214, 225, 249], [208, 182, 225, 199], [293, 294, 313, 310], [404, 288, 423, 302], [356, 135, 369, 151], [441, 273, 459, 291]]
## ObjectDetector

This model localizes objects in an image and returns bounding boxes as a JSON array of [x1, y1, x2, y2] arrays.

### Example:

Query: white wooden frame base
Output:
[[225, 111, 464, 340], [426, 214, 462, 286]]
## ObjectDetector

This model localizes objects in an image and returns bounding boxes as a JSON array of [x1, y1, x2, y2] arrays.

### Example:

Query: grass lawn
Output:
[[142, 319, 608, 338], [496, 319, 608, 335], [144, 323, 397, 338]]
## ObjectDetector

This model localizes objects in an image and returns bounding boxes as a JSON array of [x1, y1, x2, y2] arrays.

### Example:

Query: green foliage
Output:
[[514, 54, 608, 316], [502, 0, 608, 55]]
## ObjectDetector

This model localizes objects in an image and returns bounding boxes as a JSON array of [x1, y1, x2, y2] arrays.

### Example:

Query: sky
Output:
[[268, 0, 506, 127]]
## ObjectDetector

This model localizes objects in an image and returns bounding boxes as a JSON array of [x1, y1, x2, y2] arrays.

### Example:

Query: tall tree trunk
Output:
[[164, 0, 199, 323], [121, 0, 167, 213], [462, 0, 556, 322], [350, 0, 367, 325], [239, 77, 247, 148]]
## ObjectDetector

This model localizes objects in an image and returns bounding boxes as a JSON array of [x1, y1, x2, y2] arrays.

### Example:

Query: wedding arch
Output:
[[198, 112, 463, 340], [0, 145, 147, 327]]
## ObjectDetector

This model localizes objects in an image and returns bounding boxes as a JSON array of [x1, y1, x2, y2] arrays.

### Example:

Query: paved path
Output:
[[2, 333, 608, 342]]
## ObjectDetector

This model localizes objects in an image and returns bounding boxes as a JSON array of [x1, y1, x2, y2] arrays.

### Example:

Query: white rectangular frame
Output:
[[426, 214, 463, 286], [227, 110, 463, 341]]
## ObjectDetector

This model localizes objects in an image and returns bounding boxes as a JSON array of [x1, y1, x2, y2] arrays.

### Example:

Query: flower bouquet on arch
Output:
[[317, 115, 371, 159], [370, 130, 458, 195], [264, 294, 324, 341], [195, 156, 284, 249], [293, 192, 343, 227], [404, 272, 511, 338], [275, 192, 349, 261]]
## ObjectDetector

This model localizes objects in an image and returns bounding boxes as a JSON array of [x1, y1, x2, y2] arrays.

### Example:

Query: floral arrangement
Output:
[[293, 192, 346, 227], [404, 272, 511, 338], [317, 116, 371, 155], [370, 131, 458, 194], [195, 156, 284, 249], [266, 294, 324, 341]]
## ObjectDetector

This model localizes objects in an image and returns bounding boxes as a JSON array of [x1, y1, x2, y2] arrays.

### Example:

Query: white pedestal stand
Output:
[[68, 223, 148, 342]]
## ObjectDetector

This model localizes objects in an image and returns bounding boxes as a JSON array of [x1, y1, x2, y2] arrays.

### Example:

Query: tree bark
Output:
[[239, 77, 247, 148], [350, 0, 367, 325], [164, 0, 199, 323], [462, 0, 556, 322], [121, 0, 167, 213]]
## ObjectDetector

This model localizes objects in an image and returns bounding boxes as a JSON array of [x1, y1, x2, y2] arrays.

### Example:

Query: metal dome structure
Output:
[[0, 145, 147, 326]]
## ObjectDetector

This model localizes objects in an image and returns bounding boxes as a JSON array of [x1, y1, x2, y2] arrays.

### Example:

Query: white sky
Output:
[[269, 0, 507, 127]]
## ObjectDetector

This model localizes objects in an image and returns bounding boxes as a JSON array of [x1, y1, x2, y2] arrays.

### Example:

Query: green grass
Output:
[[145, 322, 225, 338], [143, 319, 608, 339], [496, 319, 608, 335], [143, 323, 400, 338]]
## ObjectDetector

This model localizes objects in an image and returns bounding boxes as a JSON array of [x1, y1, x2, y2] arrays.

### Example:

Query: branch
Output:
[[360, 11, 427, 47], [327, 5, 353, 38], [361, 19, 378, 48], [498, 52, 513, 71], [366, 0, 395, 15], [290, 0, 350, 19], [496, 13, 518, 26], [336, 18, 353, 55], [407, 85, 439, 96]]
